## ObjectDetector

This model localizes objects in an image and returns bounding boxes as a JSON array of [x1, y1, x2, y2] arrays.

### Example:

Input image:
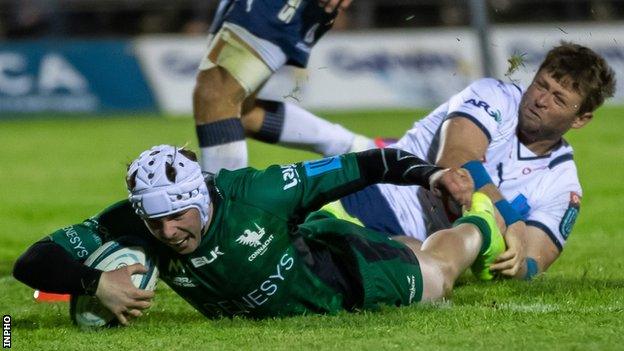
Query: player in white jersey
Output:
[[237, 42, 615, 281], [323, 42, 616, 280]]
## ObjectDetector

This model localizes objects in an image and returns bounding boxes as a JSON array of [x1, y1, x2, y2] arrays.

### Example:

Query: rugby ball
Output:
[[70, 237, 159, 328]]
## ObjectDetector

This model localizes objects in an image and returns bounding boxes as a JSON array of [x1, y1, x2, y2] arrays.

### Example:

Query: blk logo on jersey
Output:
[[465, 98, 502, 123], [560, 192, 581, 239], [190, 246, 224, 268]]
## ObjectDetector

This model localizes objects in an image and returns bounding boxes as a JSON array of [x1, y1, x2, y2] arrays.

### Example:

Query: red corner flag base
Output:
[[34, 290, 70, 302]]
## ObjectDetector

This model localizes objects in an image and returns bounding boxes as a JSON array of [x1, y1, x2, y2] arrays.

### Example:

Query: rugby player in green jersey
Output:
[[14, 144, 504, 325]]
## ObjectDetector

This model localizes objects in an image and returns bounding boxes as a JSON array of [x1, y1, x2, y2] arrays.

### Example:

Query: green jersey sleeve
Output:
[[215, 153, 365, 221], [48, 200, 149, 261]]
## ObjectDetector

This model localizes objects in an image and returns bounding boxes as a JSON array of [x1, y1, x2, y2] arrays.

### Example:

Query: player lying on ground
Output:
[[193, 0, 374, 174], [237, 42, 617, 280], [14, 145, 505, 325]]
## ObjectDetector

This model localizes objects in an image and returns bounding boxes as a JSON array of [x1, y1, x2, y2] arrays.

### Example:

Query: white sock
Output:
[[279, 102, 370, 156], [348, 134, 376, 153], [199, 141, 248, 174], [196, 118, 247, 174]]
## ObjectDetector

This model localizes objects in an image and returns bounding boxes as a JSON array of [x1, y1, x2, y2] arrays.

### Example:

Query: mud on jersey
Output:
[[49, 154, 393, 318]]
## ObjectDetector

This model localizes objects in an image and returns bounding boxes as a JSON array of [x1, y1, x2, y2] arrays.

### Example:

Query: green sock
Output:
[[453, 215, 491, 255]]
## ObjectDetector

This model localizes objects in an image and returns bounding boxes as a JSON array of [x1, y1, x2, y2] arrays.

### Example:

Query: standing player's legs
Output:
[[194, 0, 364, 173], [193, 26, 276, 174], [241, 99, 376, 156]]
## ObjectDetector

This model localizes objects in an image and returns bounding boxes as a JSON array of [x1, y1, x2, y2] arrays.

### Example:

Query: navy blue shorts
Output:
[[210, 0, 336, 67]]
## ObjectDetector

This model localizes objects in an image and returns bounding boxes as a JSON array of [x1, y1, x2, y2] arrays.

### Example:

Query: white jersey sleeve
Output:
[[446, 78, 521, 147], [524, 161, 582, 251]]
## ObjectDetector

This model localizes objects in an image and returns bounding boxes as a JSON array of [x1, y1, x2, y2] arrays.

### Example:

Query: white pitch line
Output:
[[495, 302, 623, 314], [498, 302, 558, 313]]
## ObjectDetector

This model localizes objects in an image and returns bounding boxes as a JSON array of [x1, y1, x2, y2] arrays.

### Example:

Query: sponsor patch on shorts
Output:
[[559, 192, 581, 239], [304, 156, 342, 177]]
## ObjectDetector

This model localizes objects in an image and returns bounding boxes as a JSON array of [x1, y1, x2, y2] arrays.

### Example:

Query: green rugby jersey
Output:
[[50, 154, 368, 318]]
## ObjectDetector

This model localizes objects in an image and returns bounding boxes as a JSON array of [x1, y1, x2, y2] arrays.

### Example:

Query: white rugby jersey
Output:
[[378, 78, 582, 251]]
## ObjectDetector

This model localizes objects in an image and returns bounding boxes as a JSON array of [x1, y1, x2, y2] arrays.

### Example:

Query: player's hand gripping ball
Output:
[[70, 237, 158, 328]]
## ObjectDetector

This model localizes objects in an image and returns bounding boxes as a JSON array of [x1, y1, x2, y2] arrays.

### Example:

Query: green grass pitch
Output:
[[1, 108, 623, 350]]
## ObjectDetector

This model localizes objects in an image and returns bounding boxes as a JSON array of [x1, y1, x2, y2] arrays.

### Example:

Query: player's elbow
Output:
[[12, 249, 36, 287], [12, 240, 52, 289]]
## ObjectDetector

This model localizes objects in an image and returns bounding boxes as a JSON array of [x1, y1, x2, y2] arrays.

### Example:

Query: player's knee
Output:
[[193, 70, 226, 106], [193, 68, 246, 123]]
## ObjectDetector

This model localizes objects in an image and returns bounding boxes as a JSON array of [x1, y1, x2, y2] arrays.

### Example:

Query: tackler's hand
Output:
[[430, 168, 474, 208], [490, 221, 528, 278]]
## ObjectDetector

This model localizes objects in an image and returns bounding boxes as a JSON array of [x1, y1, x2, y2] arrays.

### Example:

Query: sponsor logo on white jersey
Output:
[[465, 98, 501, 122]]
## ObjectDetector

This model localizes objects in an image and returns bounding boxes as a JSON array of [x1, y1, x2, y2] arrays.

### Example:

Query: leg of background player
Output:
[[193, 67, 248, 174], [241, 99, 375, 156]]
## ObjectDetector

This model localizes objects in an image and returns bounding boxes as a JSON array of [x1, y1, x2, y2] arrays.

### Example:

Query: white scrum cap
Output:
[[127, 145, 210, 227]]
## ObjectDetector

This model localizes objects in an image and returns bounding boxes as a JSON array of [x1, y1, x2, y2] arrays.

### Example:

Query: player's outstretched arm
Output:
[[13, 238, 102, 295], [13, 237, 155, 325], [355, 148, 472, 206]]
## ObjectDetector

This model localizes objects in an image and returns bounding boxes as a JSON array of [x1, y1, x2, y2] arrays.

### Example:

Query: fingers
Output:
[[490, 259, 513, 272], [127, 298, 152, 310], [114, 308, 144, 326], [500, 266, 520, 276], [111, 298, 151, 326], [126, 309, 143, 318], [126, 263, 148, 275], [445, 170, 473, 207], [116, 312, 129, 326], [494, 249, 516, 263], [132, 288, 155, 300], [490, 251, 522, 276]]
